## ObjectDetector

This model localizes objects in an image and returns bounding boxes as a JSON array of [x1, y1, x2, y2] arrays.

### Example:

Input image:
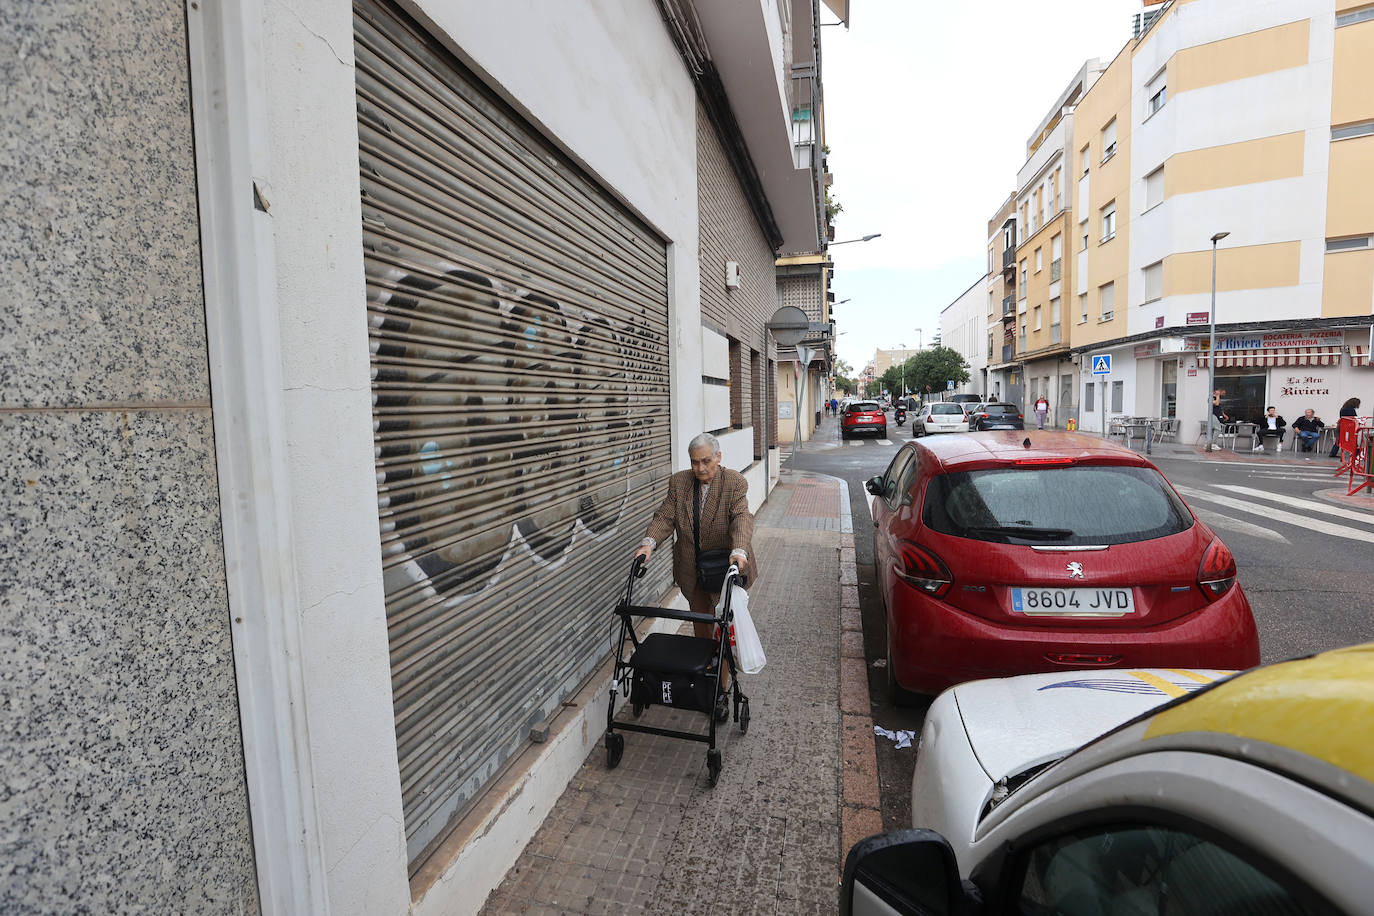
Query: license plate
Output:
[[1011, 587, 1134, 616]]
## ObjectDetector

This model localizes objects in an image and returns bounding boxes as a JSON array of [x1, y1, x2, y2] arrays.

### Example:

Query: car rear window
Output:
[[851, 402, 881, 412], [922, 465, 1194, 545], [984, 405, 1018, 416], [931, 403, 964, 415]]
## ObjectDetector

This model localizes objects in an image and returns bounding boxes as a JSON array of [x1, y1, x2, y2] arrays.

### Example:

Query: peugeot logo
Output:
[[1067, 562, 1084, 579]]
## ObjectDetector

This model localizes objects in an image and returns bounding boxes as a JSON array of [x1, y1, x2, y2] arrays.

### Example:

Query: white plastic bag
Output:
[[721, 583, 765, 675]]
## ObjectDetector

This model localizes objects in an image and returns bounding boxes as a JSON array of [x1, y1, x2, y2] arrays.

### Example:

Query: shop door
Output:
[[1162, 361, 1178, 418], [355, 0, 672, 865]]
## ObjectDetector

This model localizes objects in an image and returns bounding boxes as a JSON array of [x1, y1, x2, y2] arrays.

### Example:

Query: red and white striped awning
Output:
[[1353, 345, 1369, 367], [1197, 346, 1343, 368]]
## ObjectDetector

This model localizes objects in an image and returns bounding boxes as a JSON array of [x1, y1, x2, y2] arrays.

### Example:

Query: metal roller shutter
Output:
[[354, 0, 673, 865]]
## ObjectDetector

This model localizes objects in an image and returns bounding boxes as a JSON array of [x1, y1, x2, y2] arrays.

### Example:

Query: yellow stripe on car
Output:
[[1128, 671, 1188, 698], [1145, 645, 1374, 784], [1167, 668, 1231, 684]]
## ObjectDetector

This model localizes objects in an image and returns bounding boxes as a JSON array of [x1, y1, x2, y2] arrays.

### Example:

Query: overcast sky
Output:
[[820, 0, 1142, 372]]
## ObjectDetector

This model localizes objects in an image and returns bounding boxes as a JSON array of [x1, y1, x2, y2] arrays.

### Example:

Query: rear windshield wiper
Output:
[[964, 525, 1074, 541]]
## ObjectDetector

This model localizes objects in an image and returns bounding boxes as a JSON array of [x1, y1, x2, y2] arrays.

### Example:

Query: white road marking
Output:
[[1215, 485, 1374, 526], [1173, 484, 1374, 543], [1190, 507, 1289, 544], [878, 439, 894, 446], [849, 440, 864, 447]]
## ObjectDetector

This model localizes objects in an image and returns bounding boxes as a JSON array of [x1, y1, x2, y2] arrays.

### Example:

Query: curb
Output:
[[798, 471, 883, 874]]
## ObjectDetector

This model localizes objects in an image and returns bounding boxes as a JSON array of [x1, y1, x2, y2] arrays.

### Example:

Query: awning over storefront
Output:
[[1353, 346, 1369, 367], [1196, 346, 1343, 368]]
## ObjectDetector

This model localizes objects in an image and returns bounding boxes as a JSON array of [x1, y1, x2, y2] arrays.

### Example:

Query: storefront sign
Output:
[[1277, 374, 1332, 398], [1186, 312, 1210, 326], [1134, 342, 1161, 358], [1213, 330, 1344, 351], [1155, 316, 1165, 329], [1186, 368, 1197, 377]]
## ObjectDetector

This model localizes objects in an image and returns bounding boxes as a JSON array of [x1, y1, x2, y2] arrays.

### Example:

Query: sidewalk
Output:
[[478, 469, 873, 915]]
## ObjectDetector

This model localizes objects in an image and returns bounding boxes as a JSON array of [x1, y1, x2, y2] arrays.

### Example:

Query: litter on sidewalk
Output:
[[874, 726, 917, 750]]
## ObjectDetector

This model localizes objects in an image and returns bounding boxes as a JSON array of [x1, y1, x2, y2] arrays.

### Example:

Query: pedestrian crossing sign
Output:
[[1091, 355, 1112, 375]]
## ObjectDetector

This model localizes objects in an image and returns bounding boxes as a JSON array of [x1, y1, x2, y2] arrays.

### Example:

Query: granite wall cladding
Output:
[[0, 0, 259, 910], [0, 0, 209, 407], [1, 411, 259, 913]]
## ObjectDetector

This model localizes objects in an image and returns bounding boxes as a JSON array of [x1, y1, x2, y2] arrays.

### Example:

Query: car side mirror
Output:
[[840, 829, 980, 916], [864, 476, 885, 496]]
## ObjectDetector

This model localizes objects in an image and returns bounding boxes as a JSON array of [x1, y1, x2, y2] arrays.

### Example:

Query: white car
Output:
[[913, 402, 968, 436], [842, 644, 1374, 915]]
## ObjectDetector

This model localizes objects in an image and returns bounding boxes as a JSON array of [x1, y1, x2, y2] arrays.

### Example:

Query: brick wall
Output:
[[697, 100, 776, 439]]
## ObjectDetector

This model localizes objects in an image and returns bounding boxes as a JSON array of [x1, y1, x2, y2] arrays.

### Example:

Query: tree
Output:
[[908, 346, 970, 397]]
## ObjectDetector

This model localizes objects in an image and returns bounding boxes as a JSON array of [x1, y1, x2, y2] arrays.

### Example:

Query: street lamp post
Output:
[[899, 343, 907, 399], [1205, 231, 1230, 451], [829, 233, 881, 246]]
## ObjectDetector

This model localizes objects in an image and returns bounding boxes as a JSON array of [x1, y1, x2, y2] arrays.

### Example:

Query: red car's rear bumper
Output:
[[888, 582, 1260, 695]]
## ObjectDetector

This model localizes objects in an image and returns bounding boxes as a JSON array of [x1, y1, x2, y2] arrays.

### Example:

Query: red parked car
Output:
[[865, 431, 1259, 701], [841, 400, 887, 439]]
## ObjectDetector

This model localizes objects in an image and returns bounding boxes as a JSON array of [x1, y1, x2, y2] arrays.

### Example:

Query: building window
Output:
[[1020, 260, 1028, 292], [1101, 118, 1117, 163], [1100, 201, 1116, 242], [988, 247, 994, 273], [1050, 297, 1061, 343], [1079, 292, 1088, 324], [1080, 219, 1089, 251], [1099, 281, 1115, 321], [1337, 6, 1374, 27], [1144, 166, 1165, 211], [1332, 120, 1374, 141], [1145, 69, 1167, 118], [1326, 235, 1373, 252], [1080, 144, 1090, 177], [1034, 305, 1042, 330], [1085, 381, 1095, 412], [1142, 261, 1163, 302], [1035, 248, 1043, 272], [1050, 234, 1062, 281], [1111, 380, 1124, 413], [988, 331, 994, 359]]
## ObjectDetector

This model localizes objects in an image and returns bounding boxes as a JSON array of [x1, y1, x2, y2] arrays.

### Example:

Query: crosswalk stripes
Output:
[[1189, 506, 1289, 544], [1215, 484, 1374, 526], [1173, 483, 1374, 543]]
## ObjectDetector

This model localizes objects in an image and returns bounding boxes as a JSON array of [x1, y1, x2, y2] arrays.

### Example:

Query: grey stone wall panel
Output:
[[0, 1, 209, 407], [0, 409, 259, 913]]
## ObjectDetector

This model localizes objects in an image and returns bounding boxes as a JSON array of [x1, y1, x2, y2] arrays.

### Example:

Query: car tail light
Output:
[[1197, 538, 1237, 599], [1047, 652, 1122, 666], [1017, 413, 1024, 419], [894, 540, 953, 597]]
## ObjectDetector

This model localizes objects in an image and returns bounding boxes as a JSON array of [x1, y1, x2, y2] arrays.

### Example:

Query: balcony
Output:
[[1001, 247, 1016, 277], [1002, 295, 1016, 321]]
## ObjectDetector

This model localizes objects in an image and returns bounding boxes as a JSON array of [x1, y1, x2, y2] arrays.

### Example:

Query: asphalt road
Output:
[[788, 413, 1374, 830]]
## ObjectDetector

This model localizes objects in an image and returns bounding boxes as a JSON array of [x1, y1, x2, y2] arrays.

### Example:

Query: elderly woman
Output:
[[633, 433, 755, 721]]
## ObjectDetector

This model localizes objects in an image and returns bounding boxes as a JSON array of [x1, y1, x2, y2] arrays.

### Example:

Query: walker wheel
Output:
[[632, 700, 644, 718], [706, 749, 722, 787], [606, 733, 624, 770], [738, 697, 750, 735]]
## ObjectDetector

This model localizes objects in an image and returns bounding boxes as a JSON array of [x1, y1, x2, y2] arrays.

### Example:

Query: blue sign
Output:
[[1091, 355, 1112, 375], [946, 380, 955, 390]]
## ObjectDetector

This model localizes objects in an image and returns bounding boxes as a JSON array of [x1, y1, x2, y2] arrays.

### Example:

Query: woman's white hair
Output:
[[688, 432, 721, 454]]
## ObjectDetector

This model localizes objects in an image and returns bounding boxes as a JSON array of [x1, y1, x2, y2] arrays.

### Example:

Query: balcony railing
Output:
[[1002, 247, 1015, 271], [1002, 295, 1016, 319]]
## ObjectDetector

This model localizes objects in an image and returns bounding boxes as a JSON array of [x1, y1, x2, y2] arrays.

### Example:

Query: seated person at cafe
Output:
[[1291, 409, 1324, 452], [1253, 406, 1286, 450]]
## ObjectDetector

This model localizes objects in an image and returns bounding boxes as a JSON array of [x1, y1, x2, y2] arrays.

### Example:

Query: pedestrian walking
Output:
[[1033, 394, 1049, 430], [633, 433, 756, 721]]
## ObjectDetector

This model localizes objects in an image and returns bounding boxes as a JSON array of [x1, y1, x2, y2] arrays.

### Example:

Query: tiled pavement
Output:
[[480, 470, 872, 915]]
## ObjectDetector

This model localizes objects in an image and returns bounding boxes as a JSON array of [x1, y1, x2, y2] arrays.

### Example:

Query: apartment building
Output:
[[1073, 0, 1374, 435], [986, 193, 1019, 402], [1014, 61, 1106, 428], [940, 278, 990, 399]]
